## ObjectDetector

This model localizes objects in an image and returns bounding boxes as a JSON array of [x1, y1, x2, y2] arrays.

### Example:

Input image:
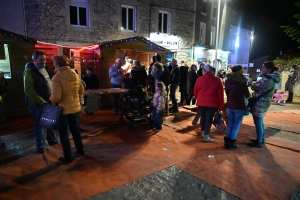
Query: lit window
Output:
[[210, 26, 216, 46], [70, 0, 88, 27], [158, 11, 171, 34], [201, 0, 207, 15], [121, 5, 136, 31], [0, 44, 11, 79], [200, 22, 206, 44]]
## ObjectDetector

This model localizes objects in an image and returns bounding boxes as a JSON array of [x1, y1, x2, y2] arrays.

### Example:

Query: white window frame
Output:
[[212, 5, 217, 20], [158, 10, 171, 34], [199, 22, 206, 45], [201, 0, 207, 16], [210, 26, 216, 46], [69, 0, 89, 28], [121, 4, 137, 32]]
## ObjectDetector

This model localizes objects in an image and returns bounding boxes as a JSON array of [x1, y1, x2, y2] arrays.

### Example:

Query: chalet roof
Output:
[[99, 36, 171, 52], [0, 29, 36, 44]]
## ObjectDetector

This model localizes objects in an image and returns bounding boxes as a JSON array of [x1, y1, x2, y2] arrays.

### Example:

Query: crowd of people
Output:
[[0, 50, 299, 163]]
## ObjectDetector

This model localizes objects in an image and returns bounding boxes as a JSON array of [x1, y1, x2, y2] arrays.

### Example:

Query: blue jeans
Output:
[[253, 115, 265, 143], [59, 112, 84, 159], [151, 108, 162, 129], [28, 106, 58, 148], [226, 108, 244, 140], [170, 84, 178, 112], [199, 107, 218, 135], [111, 83, 121, 110]]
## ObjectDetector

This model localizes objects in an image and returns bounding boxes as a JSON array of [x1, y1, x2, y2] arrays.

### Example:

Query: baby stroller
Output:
[[273, 91, 286, 104], [119, 85, 152, 130]]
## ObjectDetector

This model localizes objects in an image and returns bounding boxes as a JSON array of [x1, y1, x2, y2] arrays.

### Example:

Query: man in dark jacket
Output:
[[169, 59, 180, 115], [23, 51, 58, 153], [179, 63, 188, 105]]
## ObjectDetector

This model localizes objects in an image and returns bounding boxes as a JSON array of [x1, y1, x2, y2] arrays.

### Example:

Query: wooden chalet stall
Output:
[[99, 36, 171, 88], [0, 29, 36, 118], [95, 36, 172, 107]]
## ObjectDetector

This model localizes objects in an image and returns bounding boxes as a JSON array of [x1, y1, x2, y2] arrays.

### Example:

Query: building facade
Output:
[[193, 0, 237, 70], [22, 0, 196, 64]]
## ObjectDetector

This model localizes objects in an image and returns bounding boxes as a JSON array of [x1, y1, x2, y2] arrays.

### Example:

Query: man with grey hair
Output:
[[23, 50, 58, 153], [109, 58, 124, 113]]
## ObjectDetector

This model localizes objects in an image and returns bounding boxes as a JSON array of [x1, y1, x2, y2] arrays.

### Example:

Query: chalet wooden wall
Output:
[[0, 35, 35, 118]]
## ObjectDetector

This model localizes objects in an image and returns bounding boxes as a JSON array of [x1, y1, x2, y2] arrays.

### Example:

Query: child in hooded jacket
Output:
[[152, 81, 166, 131]]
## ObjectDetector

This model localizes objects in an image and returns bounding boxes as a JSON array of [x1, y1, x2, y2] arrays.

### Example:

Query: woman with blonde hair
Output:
[[50, 55, 85, 163], [151, 81, 166, 131]]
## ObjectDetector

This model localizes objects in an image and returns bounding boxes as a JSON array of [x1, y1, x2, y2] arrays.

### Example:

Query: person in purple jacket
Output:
[[224, 65, 250, 150]]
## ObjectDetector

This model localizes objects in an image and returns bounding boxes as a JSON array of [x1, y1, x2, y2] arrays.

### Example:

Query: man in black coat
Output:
[[179, 62, 188, 105]]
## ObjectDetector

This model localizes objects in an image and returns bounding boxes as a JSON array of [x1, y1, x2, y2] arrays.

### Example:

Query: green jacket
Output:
[[23, 63, 53, 106]]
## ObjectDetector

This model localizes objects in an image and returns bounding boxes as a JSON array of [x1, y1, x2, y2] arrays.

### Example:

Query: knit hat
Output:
[[232, 65, 244, 75], [203, 64, 211, 72], [87, 66, 93, 72]]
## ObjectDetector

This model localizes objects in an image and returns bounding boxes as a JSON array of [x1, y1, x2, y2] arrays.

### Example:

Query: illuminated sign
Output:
[[147, 33, 179, 50]]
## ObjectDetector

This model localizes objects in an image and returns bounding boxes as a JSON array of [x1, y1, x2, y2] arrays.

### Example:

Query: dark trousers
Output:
[[187, 93, 196, 105], [199, 107, 218, 135], [28, 106, 58, 147], [59, 112, 84, 159], [170, 84, 179, 112], [111, 83, 121, 110], [287, 92, 294, 102], [180, 84, 188, 104]]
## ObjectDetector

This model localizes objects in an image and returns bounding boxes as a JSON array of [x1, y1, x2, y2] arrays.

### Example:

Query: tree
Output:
[[281, 2, 300, 48]]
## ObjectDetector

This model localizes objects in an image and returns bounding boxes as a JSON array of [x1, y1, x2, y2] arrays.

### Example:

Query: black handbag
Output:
[[246, 97, 257, 108], [247, 87, 274, 108], [39, 103, 62, 130]]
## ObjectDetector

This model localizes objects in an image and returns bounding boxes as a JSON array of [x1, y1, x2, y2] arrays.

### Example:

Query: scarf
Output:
[[152, 69, 163, 81]]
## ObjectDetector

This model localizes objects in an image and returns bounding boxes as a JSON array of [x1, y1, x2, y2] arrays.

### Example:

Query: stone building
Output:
[[22, 0, 197, 64]]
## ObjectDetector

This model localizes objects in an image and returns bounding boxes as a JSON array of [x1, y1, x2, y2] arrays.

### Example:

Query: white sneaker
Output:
[[201, 131, 205, 138], [202, 135, 214, 142]]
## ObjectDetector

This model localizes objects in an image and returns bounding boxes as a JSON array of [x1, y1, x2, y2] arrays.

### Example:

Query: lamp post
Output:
[[214, 0, 221, 75], [248, 31, 254, 74], [248, 31, 254, 65]]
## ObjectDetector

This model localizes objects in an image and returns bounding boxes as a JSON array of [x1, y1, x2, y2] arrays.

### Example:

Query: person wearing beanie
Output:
[[248, 61, 280, 148], [194, 64, 224, 142], [224, 65, 250, 150], [83, 66, 99, 90]]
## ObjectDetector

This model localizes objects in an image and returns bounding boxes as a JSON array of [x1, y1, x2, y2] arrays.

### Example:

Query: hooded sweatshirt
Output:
[[50, 66, 84, 115]]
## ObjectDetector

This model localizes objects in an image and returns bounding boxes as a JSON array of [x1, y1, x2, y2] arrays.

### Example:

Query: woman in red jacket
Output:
[[194, 65, 224, 142]]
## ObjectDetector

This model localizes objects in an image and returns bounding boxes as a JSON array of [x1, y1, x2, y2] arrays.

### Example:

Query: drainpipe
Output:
[[22, 0, 28, 36]]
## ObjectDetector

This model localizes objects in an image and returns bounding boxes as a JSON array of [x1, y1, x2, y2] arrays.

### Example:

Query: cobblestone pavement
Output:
[[87, 166, 240, 200]]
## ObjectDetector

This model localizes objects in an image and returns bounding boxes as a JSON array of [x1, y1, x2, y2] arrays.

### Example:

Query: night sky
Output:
[[232, 0, 300, 60]]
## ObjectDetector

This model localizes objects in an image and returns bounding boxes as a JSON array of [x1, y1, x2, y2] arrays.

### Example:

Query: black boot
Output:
[[224, 137, 230, 148], [226, 139, 237, 150], [248, 142, 263, 148], [250, 138, 265, 144]]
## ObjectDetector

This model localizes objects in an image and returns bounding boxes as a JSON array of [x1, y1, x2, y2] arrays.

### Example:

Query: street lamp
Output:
[[214, 0, 221, 75], [248, 31, 254, 65]]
